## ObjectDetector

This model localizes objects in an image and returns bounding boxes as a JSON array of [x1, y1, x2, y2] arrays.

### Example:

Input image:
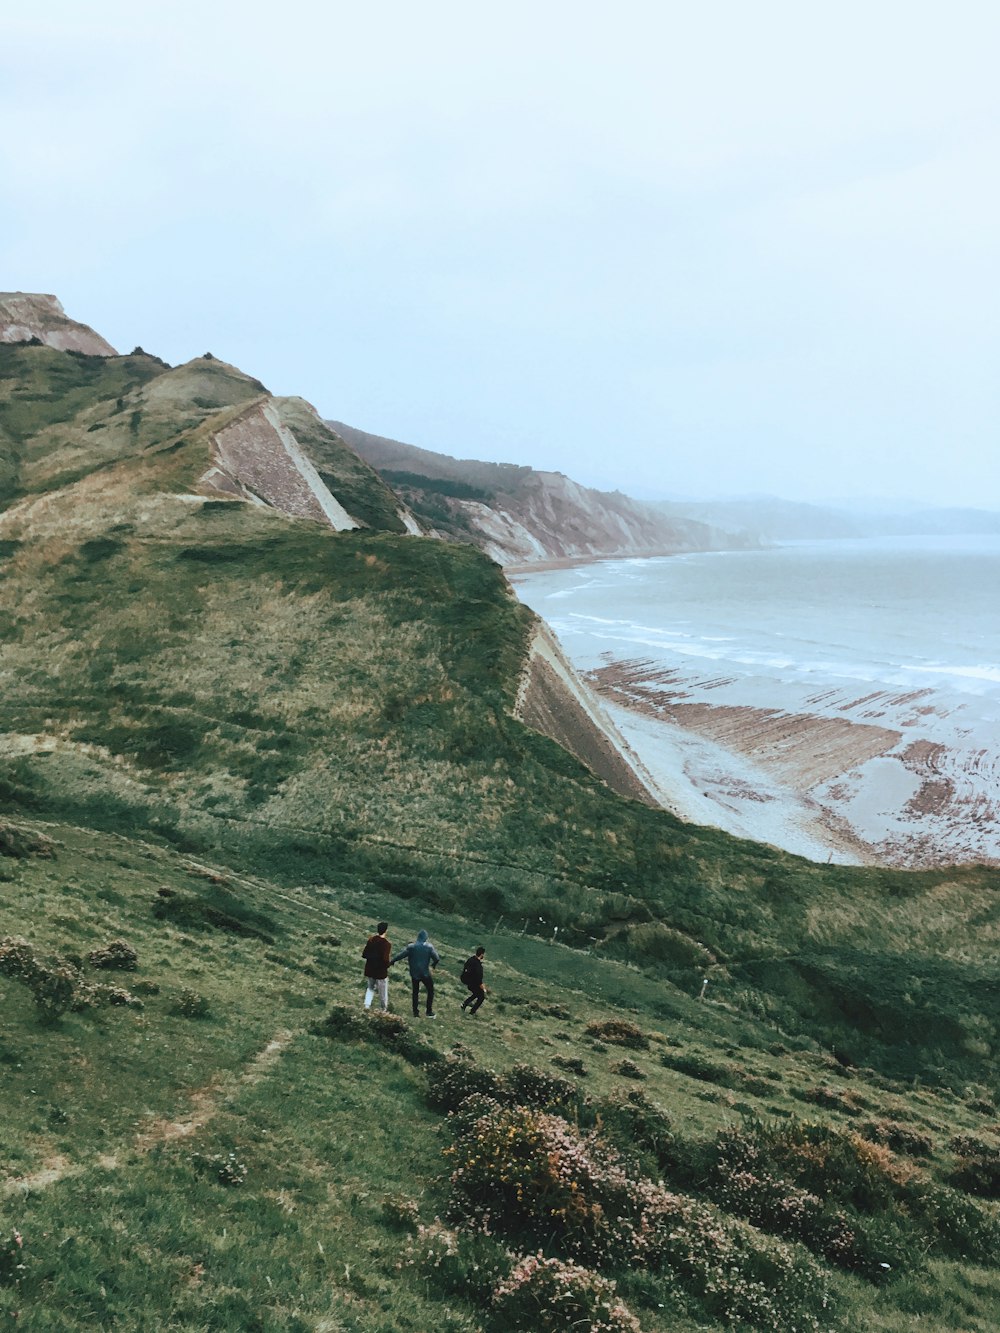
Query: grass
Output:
[[1, 818, 998, 1330]]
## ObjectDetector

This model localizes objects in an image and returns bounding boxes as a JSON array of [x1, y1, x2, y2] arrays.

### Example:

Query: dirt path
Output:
[[2, 1028, 296, 1197]]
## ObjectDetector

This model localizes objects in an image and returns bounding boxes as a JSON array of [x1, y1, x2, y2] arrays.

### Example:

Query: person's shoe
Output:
[[426, 1013, 437, 1020]]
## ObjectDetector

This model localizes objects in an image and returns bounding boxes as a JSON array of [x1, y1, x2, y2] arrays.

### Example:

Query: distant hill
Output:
[[653, 495, 1000, 542], [331, 420, 760, 564], [0, 291, 117, 356]]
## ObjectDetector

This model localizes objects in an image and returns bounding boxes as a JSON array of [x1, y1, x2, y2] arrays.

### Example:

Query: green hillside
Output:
[[2, 342, 999, 1331]]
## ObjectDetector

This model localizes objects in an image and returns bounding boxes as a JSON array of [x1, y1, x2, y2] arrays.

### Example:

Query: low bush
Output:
[[0, 822, 54, 860], [660, 1048, 744, 1087], [87, 938, 139, 971], [0, 936, 77, 1020], [946, 1133, 1000, 1198], [172, 988, 210, 1018], [399, 1220, 511, 1304], [611, 1058, 646, 1080], [584, 1018, 648, 1050], [860, 1119, 934, 1158], [313, 1003, 442, 1068], [505, 1063, 578, 1109], [551, 1055, 588, 1077], [489, 1255, 640, 1332]]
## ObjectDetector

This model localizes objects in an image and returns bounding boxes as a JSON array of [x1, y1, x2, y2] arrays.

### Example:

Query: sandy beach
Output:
[[585, 657, 1000, 869]]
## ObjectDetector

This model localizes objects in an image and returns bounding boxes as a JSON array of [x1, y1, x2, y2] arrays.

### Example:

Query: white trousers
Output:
[[364, 977, 388, 1010]]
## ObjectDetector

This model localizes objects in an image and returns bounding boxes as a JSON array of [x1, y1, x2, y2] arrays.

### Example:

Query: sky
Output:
[[3, 1, 1000, 508]]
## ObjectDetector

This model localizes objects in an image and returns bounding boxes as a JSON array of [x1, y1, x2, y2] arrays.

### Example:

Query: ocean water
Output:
[[511, 535, 1000, 700], [511, 536, 1000, 865]]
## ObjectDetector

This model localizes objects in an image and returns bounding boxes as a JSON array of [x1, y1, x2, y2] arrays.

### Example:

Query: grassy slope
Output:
[[1, 345, 998, 1329], [2, 820, 998, 1331]]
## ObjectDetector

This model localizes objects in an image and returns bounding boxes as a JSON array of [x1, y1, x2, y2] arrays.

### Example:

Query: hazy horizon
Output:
[[4, 2, 999, 509]]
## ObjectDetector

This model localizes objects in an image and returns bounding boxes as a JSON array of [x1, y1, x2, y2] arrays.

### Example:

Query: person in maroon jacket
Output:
[[362, 922, 391, 1011]]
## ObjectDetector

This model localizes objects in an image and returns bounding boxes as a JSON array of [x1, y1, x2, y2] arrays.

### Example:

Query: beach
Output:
[[510, 538, 1000, 869]]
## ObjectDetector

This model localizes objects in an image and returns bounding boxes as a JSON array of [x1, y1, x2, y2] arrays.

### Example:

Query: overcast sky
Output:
[[4, 1, 999, 507]]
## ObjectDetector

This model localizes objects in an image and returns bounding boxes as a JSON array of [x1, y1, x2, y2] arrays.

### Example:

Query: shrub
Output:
[[946, 1133, 1000, 1198], [551, 1055, 588, 1077], [0, 822, 54, 860], [505, 1063, 578, 1109], [314, 1003, 442, 1069], [584, 1019, 648, 1050], [399, 1220, 511, 1304], [444, 1100, 834, 1329], [860, 1119, 934, 1158], [597, 1089, 677, 1171], [87, 938, 138, 971], [611, 1058, 646, 1080], [0, 1229, 26, 1287], [173, 988, 210, 1018], [72, 982, 143, 1011], [660, 1049, 743, 1087], [489, 1255, 640, 1332], [0, 936, 77, 1019], [426, 1057, 502, 1113]]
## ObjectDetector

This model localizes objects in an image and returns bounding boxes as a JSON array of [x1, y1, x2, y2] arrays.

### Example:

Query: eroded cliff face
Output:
[[515, 621, 664, 807], [459, 471, 724, 566], [331, 418, 757, 567], [0, 293, 117, 356], [202, 399, 361, 530]]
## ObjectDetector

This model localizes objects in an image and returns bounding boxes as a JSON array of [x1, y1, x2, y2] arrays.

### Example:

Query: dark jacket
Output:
[[362, 933, 391, 980], [390, 929, 440, 979], [461, 955, 484, 989]]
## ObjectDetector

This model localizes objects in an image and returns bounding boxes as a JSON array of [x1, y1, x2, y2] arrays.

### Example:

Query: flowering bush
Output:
[[72, 982, 144, 1012], [0, 936, 77, 1020], [489, 1255, 640, 1332], [427, 1056, 502, 1113], [399, 1220, 511, 1303], [860, 1119, 933, 1158], [505, 1063, 577, 1109], [87, 938, 139, 971], [0, 1229, 26, 1287], [444, 1100, 833, 1327]]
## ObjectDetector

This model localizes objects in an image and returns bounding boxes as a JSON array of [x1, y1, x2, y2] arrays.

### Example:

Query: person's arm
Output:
[[389, 947, 407, 966], [430, 946, 440, 969]]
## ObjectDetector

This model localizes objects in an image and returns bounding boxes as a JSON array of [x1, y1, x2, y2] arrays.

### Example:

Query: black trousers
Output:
[[411, 975, 434, 1015], [462, 986, 485, 1013]]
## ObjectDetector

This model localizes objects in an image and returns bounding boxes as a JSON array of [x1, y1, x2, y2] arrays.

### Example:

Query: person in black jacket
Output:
[[460, 946, 487, 1015]]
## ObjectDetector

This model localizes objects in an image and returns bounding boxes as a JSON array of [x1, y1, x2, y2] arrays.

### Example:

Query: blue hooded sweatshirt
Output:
[[391, 929, 440, 979]]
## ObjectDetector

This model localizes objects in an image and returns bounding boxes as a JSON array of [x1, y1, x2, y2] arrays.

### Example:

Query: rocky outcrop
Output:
[[202, 399, 360, 530], [0, 293, 117, 356]]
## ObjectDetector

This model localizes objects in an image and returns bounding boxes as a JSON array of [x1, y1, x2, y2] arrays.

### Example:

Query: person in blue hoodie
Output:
[[390, 929, 440, 1018]]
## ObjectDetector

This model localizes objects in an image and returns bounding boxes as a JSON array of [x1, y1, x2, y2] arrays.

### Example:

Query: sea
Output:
[[510, 535, 1000, 867]]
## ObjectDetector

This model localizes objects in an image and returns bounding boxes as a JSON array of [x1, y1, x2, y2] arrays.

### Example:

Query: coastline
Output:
[[503, 548, 683, 577], [510, 543, 1000, 870]]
